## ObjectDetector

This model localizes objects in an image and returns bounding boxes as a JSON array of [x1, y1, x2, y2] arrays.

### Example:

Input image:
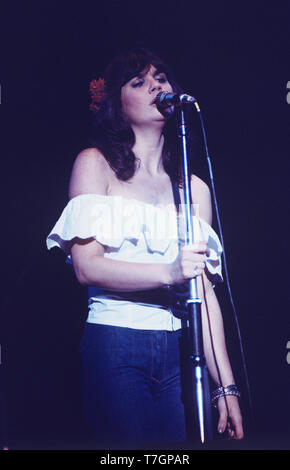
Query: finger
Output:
[[182, 242, 208, 250], [181, 250, 207, 264], [231, 418, 244, 440], [217, 408, 228, 435], [183, 260, 206, 270], [183, 267, 202, 279], [228, 416, 244, 440], [182, 242, 208, 254], [227, 421, 235, 439], [182, 262, 205, 279]]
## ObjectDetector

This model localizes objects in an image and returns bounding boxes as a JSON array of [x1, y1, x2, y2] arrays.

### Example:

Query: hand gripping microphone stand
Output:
[[177, 104, 213, 444]]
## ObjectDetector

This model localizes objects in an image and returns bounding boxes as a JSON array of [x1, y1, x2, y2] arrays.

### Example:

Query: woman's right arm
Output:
[[69, 148, 208, 291]]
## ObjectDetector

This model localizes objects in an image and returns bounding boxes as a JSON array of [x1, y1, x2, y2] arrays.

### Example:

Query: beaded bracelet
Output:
[[211, 384, 241, 408]]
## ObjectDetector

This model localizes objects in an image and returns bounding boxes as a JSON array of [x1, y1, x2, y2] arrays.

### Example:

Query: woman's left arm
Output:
[[190, 173, 243, 439], [198, 275, 244, 439]]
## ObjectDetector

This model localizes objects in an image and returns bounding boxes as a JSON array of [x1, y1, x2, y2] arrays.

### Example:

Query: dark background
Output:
[[0, 0, 289, 450]]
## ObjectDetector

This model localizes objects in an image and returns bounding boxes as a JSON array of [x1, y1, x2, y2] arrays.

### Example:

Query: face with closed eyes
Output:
[[120, 65, 173, 127]]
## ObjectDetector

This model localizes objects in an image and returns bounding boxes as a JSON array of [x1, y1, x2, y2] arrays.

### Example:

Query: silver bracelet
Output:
[[211, 384, 241, 408]]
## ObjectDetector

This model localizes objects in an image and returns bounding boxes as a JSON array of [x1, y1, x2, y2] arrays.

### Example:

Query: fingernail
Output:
[[218, 428, 223, 433]]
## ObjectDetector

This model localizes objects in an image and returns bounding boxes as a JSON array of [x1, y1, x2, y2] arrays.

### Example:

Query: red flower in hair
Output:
[[89, 78, 105, 114]]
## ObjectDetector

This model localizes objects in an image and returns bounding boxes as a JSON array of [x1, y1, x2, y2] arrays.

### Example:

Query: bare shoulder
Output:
[[190, 174, 212, 225], [68, 147, 111, 199], [190, 174, 211, 197]]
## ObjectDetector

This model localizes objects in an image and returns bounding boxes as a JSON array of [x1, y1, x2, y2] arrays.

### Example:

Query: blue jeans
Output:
[[80, 322, 196, 449]]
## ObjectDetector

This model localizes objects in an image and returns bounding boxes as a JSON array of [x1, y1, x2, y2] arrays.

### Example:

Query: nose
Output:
[[149, 79, 163, 94]]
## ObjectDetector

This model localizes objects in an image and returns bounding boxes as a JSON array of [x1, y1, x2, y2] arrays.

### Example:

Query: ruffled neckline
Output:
[[69, 193, 179, 214], [46, 192, 223, 283]]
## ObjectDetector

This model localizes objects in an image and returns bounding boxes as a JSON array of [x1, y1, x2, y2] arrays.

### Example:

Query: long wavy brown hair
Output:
[[89, 48, 186, 184]]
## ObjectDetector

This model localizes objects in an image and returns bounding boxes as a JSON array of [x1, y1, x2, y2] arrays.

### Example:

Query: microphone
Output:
[[154, 91, 197, 107]]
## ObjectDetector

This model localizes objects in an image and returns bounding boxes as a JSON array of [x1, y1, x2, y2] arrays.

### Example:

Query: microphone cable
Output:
[[193, 101, 255, 429]]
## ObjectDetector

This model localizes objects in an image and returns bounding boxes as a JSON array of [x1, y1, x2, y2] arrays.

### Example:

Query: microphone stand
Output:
[[177, 106, 213, 444]]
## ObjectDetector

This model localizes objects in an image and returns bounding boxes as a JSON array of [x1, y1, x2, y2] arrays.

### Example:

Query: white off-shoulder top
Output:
[[46, 194, 223, 331]]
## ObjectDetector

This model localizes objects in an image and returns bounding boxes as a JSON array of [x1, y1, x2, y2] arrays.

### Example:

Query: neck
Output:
[[131, 125, 165, 176]]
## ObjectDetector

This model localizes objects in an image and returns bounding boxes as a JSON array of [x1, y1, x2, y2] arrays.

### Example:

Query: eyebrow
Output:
[[134, 69, 166, 80]]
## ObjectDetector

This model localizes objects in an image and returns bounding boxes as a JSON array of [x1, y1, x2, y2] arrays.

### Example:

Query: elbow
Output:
[[72, 262, 91, 286], [75, 268, 89, 286], [71, 249, 105, 287], [77, 273, 89, 286], [73, 261, 104, 288]]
